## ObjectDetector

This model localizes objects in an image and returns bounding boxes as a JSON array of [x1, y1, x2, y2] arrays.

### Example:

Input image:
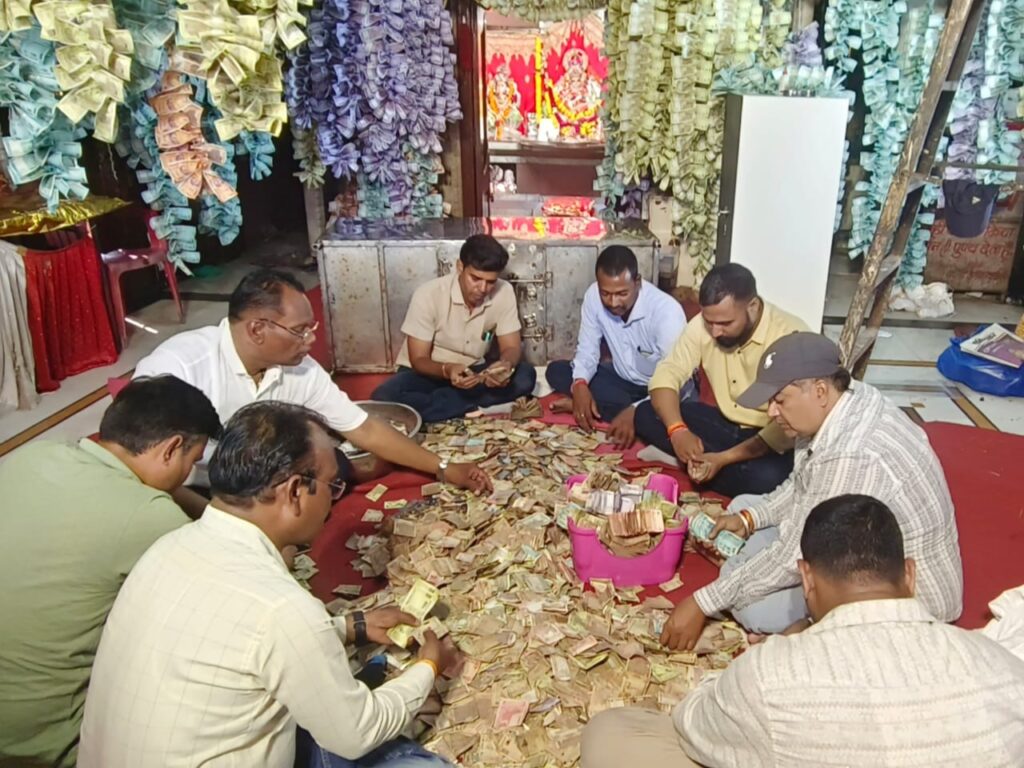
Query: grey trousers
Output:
[[720, 494, 808, 634]]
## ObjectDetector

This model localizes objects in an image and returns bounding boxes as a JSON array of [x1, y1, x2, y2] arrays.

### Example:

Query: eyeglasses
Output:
[[259, 318, 319, 342], [301, 475, 347, 501]]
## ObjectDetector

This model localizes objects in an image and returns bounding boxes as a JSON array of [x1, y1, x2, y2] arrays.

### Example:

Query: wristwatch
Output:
[[436, 458, 448, 483], [352, 610, 368, 646]]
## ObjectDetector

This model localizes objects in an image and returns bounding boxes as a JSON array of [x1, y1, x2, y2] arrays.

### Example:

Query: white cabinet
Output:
[[716, 94, 849, 330]]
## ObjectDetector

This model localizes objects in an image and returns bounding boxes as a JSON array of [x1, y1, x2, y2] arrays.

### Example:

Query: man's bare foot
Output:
[[549, 396, 573, 414]]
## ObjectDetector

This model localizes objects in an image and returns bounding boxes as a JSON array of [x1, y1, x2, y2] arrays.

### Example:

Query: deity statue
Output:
[[549, 48, 601, 140], [486, 62, 523, 141]]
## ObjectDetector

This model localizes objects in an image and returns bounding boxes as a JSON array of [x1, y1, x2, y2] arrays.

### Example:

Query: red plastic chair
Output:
[[101, 211, 184, 348]]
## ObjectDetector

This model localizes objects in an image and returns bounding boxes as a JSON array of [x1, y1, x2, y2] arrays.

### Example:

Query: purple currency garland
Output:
[[285, 0, 461, 217]]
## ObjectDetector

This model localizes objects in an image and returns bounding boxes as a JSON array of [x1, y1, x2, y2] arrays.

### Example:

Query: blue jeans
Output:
[[295, 729, 452, 768], [719, 494, 807, 634], [634, 400, 793, 497], [372, 363, 536, 423], [546, 360, 696, 422]]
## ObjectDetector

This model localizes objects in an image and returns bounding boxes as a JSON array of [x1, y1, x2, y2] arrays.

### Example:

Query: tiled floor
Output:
[[824, 272, 1023, 326], [4, 272, 1024, 465], [0, 260, 313, 460]]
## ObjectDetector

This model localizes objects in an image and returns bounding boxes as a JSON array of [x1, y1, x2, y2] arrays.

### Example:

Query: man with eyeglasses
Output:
[[80, 402, 459, 768], [135, 268, 491, 502]]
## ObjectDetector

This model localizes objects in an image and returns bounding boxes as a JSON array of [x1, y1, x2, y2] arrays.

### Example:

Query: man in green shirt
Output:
[[0, 375, 221, 767]]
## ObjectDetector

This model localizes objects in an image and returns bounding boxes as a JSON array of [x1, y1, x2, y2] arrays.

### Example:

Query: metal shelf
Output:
[[488, 140, 604, 166]]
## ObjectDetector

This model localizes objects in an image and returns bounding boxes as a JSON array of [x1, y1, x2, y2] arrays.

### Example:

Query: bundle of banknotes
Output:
[[148, 73, 238, 203], [324, 418, 747, 766]]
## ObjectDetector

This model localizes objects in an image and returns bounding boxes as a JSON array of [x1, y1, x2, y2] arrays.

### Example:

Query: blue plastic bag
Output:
[[937, 329, 1024, 397]]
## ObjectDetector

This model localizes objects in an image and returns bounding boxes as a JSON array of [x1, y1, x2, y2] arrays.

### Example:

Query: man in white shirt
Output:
[[982, 585, 1024, 662], [79, 401, 457, 768], [546, 245, 693, 448], [134, 269, 490, 501], [661, 333, 963, 649], [582, 494, 1024, 768]]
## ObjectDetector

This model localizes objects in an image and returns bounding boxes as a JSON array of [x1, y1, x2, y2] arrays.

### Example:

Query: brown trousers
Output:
[[581, 708, 706, 768]]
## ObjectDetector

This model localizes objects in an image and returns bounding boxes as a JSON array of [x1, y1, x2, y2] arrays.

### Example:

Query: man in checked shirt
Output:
[[661, 332, 964, 650]]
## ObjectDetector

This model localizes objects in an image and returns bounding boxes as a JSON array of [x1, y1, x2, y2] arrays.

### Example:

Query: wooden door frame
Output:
[[451, 0, 487, 218]]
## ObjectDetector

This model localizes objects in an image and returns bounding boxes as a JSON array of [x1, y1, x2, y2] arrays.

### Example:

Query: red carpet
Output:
[[925, 422, 1024, 628]]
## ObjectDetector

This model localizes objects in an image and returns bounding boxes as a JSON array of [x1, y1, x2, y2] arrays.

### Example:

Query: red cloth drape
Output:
[[23, 234, 117, 392]]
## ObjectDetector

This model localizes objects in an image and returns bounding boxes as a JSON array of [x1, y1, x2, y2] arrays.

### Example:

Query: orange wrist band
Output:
[[416, 658, 440, 677], [667, 422, 689, 437]]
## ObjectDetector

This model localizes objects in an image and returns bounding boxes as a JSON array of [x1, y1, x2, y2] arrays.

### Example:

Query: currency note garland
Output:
[[823, 0, 944, 288], [284, 0, 462, 218], [0, 23, 89, 212], [599, 0, 793, 278], [712, 22, 853, 231]]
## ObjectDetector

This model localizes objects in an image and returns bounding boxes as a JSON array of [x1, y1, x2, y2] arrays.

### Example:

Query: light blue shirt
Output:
[[570, 279, 688, 390]]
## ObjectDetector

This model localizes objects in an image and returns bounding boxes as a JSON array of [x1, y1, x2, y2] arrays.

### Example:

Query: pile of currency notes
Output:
[[326, 419, 747, 767]]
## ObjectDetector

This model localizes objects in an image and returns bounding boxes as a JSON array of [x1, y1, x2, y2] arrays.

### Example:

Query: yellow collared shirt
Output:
[[647, 301, 808, 452]]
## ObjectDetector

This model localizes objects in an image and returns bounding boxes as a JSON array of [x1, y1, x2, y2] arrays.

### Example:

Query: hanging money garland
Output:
[[824, 0, 944, 288], [945, 0, 1023, 187], [285, 0, 462, 218], [32, 1, 134, 144], [111, 0, 177, 95], [713, 23, 852, 230], [173, 1, 290, 141], [600, 0, 792, 276], [0, 24, 89, 211]]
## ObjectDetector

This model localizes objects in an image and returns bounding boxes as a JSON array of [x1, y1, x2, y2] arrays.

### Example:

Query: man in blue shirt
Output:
[[547, 246, 694, 447]]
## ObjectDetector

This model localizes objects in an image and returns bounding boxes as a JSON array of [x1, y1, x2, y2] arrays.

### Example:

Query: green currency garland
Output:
[[600, 0, 792, 277]]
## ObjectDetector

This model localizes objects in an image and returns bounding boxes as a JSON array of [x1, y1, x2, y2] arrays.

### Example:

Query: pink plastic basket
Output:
[[565, 473, 688, 587]]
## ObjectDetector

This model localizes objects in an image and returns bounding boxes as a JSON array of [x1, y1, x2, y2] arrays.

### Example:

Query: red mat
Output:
[[924, 422, 1024, 628]]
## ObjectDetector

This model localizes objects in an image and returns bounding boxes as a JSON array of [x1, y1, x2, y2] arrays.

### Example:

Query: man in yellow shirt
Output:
[[635, 264, 807, 497]]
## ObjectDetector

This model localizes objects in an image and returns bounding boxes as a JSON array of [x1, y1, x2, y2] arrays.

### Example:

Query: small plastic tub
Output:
[[565, 473, 688, 587]]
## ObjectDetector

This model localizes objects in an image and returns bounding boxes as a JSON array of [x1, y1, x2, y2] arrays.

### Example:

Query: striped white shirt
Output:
[[695, 382, 964, 621], [78, 505, 434, 768], [674, 598, 1024, 767]]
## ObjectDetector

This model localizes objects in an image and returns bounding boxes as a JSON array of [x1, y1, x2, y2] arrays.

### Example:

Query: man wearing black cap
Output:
[[660, 332, 964, 651]]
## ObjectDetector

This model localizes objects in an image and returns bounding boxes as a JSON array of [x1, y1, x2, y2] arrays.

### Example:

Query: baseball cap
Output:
[[736, 332, 843, 408]]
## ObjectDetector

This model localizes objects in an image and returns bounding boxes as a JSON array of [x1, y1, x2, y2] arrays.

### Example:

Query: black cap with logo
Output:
[[736, 332, 843, 409]]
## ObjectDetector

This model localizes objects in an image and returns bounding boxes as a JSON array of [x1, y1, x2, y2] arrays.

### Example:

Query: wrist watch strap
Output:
[[352, 610, 368, 646]]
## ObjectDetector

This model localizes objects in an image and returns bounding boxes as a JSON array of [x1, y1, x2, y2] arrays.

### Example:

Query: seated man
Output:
[[79, 401, 457, 768], [372, 234, 536, 422], [637, 263, 807, 496], [546, 245, 692, 448], [661, 332, 964, 649], [134, 268, 490, 503], [0, 376, 221, 767], [583, 495, 1024, 768]]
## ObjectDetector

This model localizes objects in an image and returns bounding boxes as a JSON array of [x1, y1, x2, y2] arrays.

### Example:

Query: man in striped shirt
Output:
[[582, 495, 1024, 768], [661, 333, 963, 650]]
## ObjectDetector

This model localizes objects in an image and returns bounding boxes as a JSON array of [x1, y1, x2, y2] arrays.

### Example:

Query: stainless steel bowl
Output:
[[342, 401, 424, 481]]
